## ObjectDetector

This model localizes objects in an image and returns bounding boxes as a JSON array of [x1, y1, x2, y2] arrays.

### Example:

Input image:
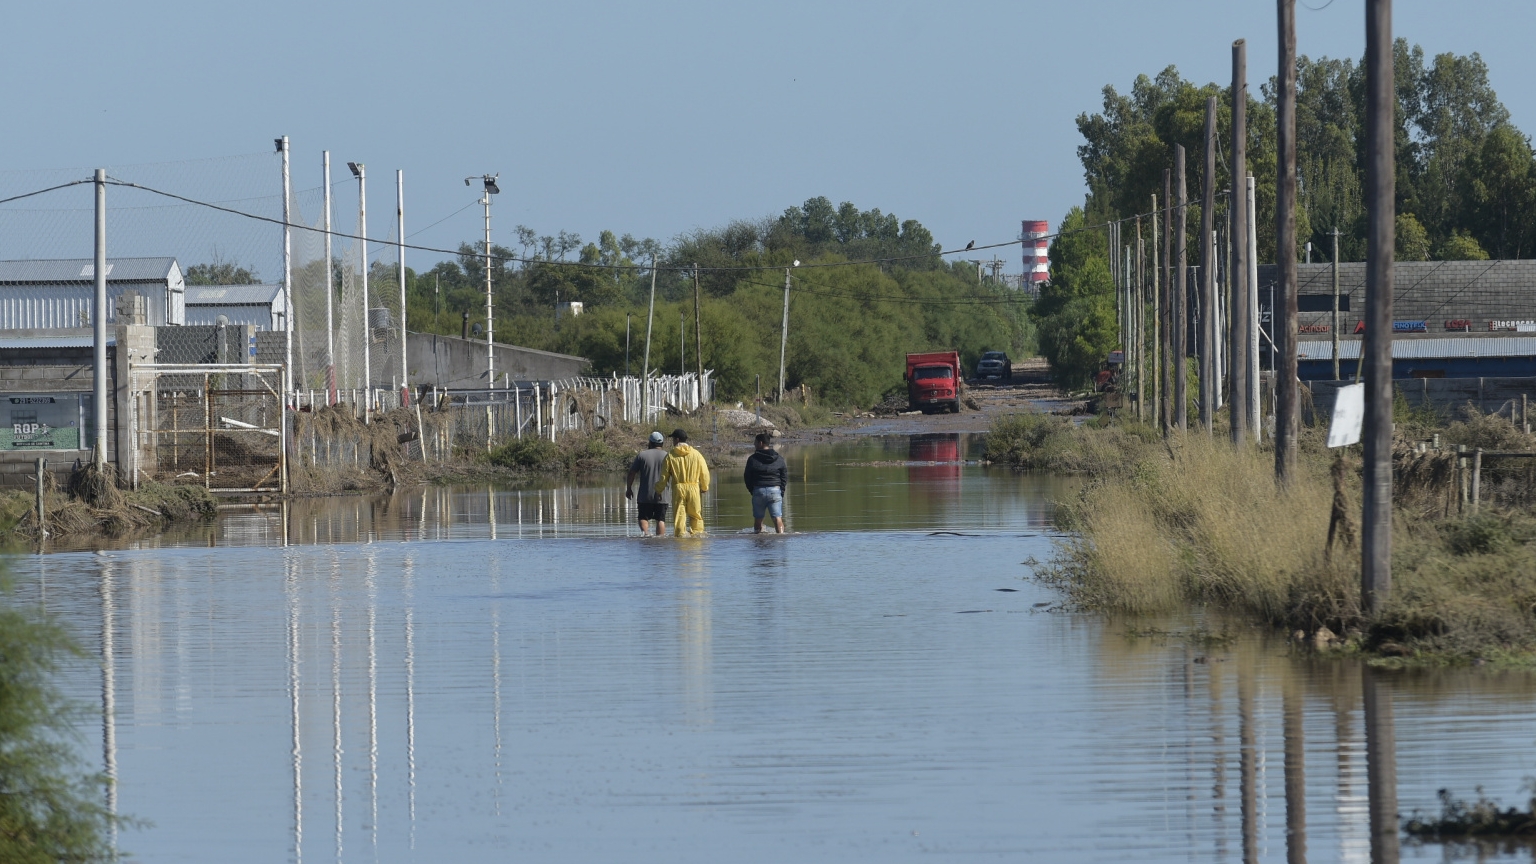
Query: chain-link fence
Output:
[[128, 364, 286, 492]]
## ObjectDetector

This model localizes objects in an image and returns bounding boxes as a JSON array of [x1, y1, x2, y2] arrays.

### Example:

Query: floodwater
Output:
[[8, 434, 1536, 862]]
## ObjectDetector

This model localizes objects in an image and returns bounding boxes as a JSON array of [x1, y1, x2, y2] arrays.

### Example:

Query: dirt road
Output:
[[782, 358, 1081, 442]]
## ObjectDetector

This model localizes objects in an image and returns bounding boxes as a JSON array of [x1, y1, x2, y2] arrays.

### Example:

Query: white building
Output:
[[0, 257, 186, 328], [184, 283, 285, 331]]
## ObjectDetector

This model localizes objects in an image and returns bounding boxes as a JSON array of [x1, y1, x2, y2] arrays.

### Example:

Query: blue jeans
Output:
[[751, 485, 784, 520]]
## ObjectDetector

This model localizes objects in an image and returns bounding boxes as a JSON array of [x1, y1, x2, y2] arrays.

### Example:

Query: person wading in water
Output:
[[624, 430, 670, 536], [743, 431, 787, 534], [658, 428, 710, 536]]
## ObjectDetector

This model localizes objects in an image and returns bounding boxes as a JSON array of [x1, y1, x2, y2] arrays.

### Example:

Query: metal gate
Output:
[[128, 364, 286, 493]]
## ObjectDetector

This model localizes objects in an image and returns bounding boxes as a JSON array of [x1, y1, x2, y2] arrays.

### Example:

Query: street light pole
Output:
[[323, 152, 335, 405], [466, 174, 500, 392], [93, 168, 107, 468], [397, 169, 408, 406], [347, 162, 370, 420]]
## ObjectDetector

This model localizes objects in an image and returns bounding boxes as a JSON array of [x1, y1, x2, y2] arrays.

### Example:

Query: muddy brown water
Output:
[[9, 434, 1536, 862]]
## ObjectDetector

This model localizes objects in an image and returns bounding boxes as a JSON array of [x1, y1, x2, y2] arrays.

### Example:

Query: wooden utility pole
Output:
[[1136, 226, 1145, 421], [1200, 96, 1217, 434], [1362, 0, 1395, 614], [1174, 147, 1189, 431], [1230, 39, 1251, 446], [778, 267, 791, 401], [1331, 228, 1342, 381], [1276, 0, 1301, 480], [1151, 193, 1161, 432], [1162, 171, 1173, 432]]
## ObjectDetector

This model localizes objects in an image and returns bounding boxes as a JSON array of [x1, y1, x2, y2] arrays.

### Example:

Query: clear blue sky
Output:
[[5, 1, 1535, 271]]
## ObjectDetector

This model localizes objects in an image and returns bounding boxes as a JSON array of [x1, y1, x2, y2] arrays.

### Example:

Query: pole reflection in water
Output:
[[491, 555, 503, 814], [1209, 659, 1228, 861], [99, 559, 117, 854], [1334, 665, 1369, 864], [1239, 661, 1258, 864], [365, 551, 379, 854], [403, 553, 417, 849], [329, 555, 343, 864], [1363, 668, 1399, 864], [1283, 673, 1306, 864], [286, 555, 303, 864]]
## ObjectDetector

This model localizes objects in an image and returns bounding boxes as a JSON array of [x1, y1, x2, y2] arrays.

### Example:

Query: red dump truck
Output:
[[905, 351, 963, 413]]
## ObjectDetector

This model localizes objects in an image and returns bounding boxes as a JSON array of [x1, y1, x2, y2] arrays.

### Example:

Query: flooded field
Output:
[[8, 434, 1536, 862]]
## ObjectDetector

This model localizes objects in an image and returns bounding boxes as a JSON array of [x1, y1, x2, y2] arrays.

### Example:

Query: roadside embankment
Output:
[[4, 464, 217, 540], [998, 410, 1536, 666]]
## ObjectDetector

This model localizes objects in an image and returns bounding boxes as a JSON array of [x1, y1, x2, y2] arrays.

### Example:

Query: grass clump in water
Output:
[[1405, 787, 1536, 841], [985, 412, 1161, 476]]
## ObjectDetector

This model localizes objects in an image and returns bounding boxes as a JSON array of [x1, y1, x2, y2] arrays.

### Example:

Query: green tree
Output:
[[1395, 213, 1431, 261], [184, 255, 257, 285], [0, 590, 128, 862], [1456, 124, 1536, 258], [1031, 207, 1117, 389], [1436, 230, 1489, 261]]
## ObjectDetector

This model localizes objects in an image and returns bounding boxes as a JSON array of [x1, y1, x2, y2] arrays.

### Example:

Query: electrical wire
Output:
[[0, 180, 92, 207]]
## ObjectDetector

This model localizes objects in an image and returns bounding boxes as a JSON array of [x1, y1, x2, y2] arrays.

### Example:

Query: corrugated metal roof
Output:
[[1299, 336, 1536, 361], [185, 284, 280, 305], [0, 258, 178, 283], [0, 336, 114, 349]]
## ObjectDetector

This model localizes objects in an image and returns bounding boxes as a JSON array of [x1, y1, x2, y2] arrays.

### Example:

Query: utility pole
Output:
[[680, 310, 685, 378], [482, 184, 493, 391], [396, 169, 408, 406], [1248, 176, 1261, 439], [693, 263, 704, 384], [1136, 226, 1145, 421], [1151, 194, 1161, 432], [642, 254, 657, 423], [348, 162, 370, 416], [1174, 147, 1189, 431], [1362, 0, 1395, 614], [323, 152, 335, 405], [625, 313, 632, 378], [1200, 96, 1217, 434], [1332, 227, 1343, 381], [92, 169, 107, 469], [1231, 40, 1251, 446], [1162, 171, 1173, 432], [1277, 0, 1301, 481], [280, 136, 293, 402], [778, 265, 792, 402]]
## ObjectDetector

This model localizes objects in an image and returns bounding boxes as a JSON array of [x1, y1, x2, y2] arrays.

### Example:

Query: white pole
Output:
[[641, 255, 657, 423], [281, 137, 293, 404], [397, 170, 408, 407], [778, 267, 790, 401], [484, 192, 494, 392], [1248, 175, 1261, 439], [357, 164, 371, 423], [323, 151, 335, 405], [93, 169, 108, 469]]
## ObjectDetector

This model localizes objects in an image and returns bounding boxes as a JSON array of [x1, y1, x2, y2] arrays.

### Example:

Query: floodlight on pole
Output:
[[466, 174, 499, 398]]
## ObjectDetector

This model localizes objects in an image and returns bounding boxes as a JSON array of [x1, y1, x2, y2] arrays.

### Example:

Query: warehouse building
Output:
[[184, 283, 284, 330], [0, 257, 186, 328]]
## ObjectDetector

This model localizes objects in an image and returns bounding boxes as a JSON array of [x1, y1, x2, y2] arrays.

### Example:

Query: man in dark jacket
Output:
[[743, 431, 787, 533]]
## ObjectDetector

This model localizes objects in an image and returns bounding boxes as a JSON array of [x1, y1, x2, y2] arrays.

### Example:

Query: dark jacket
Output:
[[743, 448, 787, 490]]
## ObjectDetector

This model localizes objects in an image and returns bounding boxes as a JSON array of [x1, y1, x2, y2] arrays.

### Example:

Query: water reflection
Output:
[[12, 437, 1535, 862]]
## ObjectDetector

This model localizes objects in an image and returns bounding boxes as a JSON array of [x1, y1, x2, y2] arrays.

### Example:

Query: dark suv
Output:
[[974, 351, 1012, 381]]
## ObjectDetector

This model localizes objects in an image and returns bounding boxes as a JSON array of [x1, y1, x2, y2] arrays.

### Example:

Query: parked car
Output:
[[974, 350, 1012, 381]]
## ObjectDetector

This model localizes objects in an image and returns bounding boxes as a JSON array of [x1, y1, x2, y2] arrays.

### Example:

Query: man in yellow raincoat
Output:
[[658, 428, 710, 535]]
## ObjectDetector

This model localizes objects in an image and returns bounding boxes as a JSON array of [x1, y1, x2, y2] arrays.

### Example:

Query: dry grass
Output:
[[1021, 416, 1536, 664]]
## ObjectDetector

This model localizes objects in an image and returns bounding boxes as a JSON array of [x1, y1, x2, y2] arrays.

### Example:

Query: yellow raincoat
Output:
[[659, 443, 710, 535]]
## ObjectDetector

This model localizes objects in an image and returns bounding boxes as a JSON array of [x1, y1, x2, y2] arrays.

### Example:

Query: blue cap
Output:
[[648, 431, 665, 444]]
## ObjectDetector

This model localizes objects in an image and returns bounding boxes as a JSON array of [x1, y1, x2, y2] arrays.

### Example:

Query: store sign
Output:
[[2, 395, 83, 450]]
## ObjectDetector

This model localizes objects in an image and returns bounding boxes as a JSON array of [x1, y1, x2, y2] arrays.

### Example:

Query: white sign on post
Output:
[[1327, 383, 1365, 448]]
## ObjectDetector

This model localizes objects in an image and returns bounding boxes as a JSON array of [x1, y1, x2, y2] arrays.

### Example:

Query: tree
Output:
[[1436, 231, 1489, 261], [1456, 124, 1536, 258], [1395, 214, 1430, 261], [1031, 207, 1117, 389], [184, 255, 257, 285], [0, 591, 128, 863]]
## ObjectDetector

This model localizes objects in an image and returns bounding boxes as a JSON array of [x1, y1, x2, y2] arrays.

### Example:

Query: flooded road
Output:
[[9, 435, 1536, 862]]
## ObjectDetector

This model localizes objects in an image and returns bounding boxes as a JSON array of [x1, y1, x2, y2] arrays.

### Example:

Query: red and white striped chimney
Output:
[[1021, 220, 1049, 286]]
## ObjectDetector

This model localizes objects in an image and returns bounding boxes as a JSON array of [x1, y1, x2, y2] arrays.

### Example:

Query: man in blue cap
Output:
[[625, 431, 670, 536]]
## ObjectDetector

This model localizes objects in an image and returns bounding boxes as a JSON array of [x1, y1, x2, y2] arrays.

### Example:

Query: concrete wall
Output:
[[0, 325, 155, 488], [407, 331, 587, 389]]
